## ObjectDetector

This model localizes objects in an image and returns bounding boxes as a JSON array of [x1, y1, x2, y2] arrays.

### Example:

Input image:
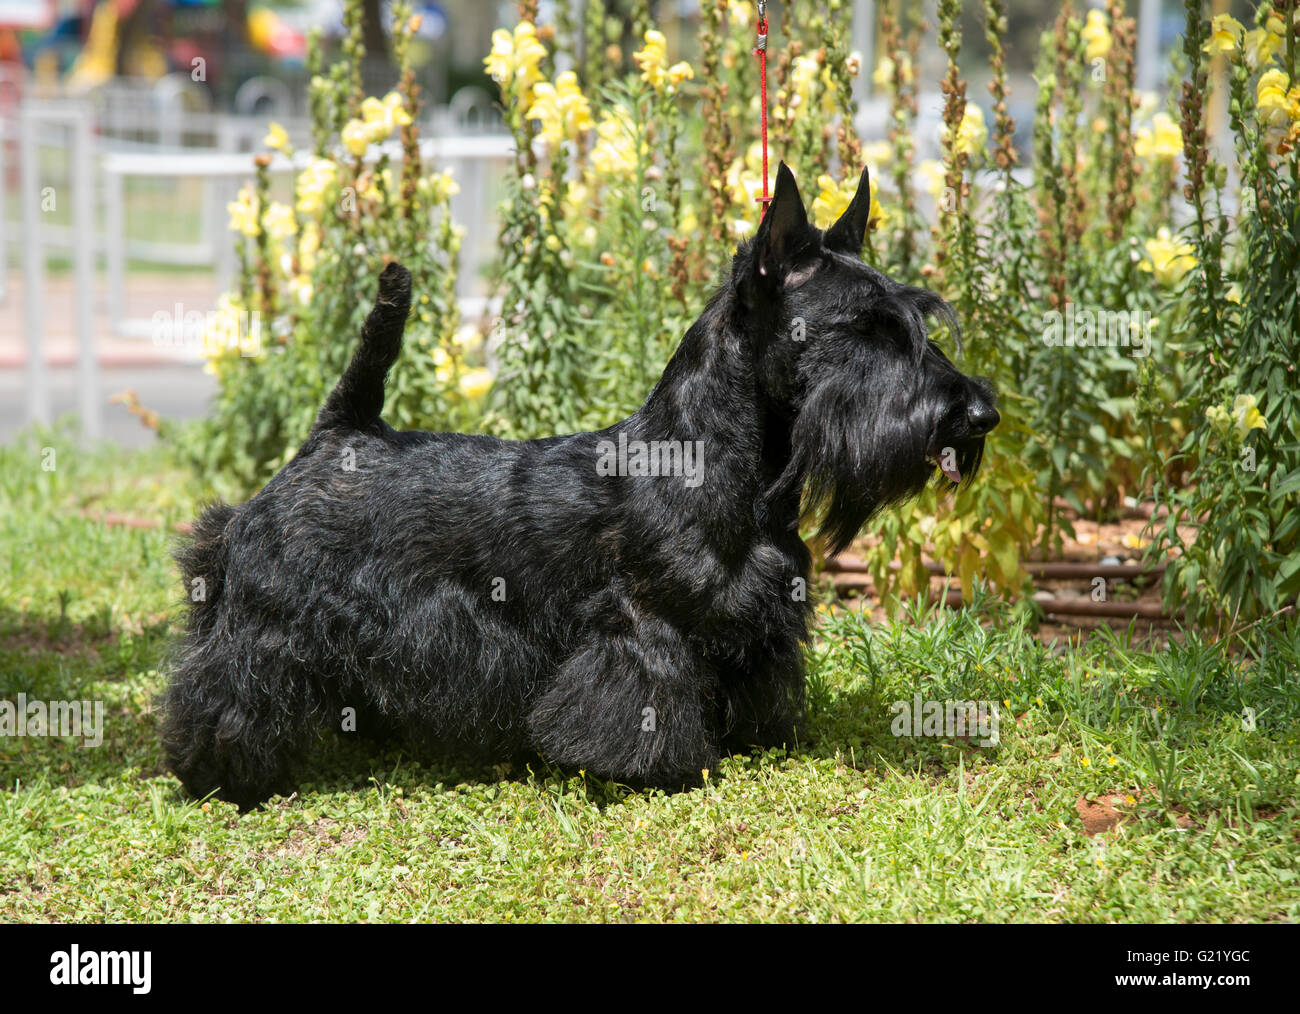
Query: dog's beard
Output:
[[768, 366, 943, 557]]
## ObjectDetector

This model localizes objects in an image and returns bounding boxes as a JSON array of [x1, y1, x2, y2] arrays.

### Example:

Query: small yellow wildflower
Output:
[[1081, 756, 1091, 767], [790, 55, 820, 108]]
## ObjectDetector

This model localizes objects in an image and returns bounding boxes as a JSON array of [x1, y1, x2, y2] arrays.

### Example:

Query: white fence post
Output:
[[106, 165, 126, 333], [0, 113, 7, 304], [1137, 0, 1162, 93], [19, 103, 48, 427], [71, 106, 100, 440]]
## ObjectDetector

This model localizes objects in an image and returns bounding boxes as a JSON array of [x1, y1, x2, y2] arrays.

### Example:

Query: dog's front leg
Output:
[[527, 612, 719, 789]]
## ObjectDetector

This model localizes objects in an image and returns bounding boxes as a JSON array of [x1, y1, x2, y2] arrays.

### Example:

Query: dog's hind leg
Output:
[[527, 611, 720, 789], [161, 648, 324, 811]]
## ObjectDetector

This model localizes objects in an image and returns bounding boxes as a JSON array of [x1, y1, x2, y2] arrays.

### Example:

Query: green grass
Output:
[[2, 425, 1298, 922]]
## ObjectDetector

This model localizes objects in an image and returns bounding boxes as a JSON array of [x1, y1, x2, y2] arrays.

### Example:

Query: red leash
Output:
[[754, 1, 771, 218]]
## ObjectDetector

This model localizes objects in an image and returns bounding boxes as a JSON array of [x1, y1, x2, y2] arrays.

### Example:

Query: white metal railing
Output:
[[10, 95, 512, 439]]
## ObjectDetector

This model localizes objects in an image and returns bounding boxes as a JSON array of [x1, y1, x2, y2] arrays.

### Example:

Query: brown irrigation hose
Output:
[[78, 511, 193, 535], [827, 557, 1180, 620], [825, 554, 1166, 581]]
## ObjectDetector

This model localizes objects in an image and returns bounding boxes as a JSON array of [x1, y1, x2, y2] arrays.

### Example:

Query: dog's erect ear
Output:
[[751, 162, 815, 283], [824, 165, 872, 257]]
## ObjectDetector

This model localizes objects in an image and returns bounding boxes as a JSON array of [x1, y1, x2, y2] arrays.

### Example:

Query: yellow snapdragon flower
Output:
[[725, 141, 776, 208], [484, 22, 546, 102], [634, 29, 668, 90], [811, 171, 884, 231], [295, 158, 337, 217], [728, 0, 754, 29], [263, 121, 289, 153], [1231, 394, 1266, 439], [791, 55, 820, 106], [361, 92, 413, 137], [423, 169, 460, 203], [1256, 68, 1294, 128], [227, 184, 260, 237], [916, 159, 946, 202], [1203, 13, 1245, 56], [861, 139, 893, 168], [1138, 227, 1196, 285], [666, 62, 694, 90], [262, 201, 295, 241], [1082, 9, 1111, 63], [1244, 17, 1286, 70], [591, 107, 638, 177], [459, 368, 493, 399], [1208, 395, 1267, 440], [941, 103, 987, 159], [527, 71, 594, 144], [872, 55, 913, 90], [1134, 112, 1182, 160], [342, 119, 371, 157]]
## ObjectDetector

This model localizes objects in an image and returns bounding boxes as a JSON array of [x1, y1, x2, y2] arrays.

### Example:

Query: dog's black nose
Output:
[[967, 401, 1000, 436]]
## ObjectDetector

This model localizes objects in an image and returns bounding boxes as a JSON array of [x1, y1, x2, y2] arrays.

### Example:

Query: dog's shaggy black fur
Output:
[[162, 163, 998, 809]]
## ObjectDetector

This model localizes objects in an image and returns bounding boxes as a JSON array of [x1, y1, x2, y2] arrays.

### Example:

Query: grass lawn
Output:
[[2, 426, 1298, 923]]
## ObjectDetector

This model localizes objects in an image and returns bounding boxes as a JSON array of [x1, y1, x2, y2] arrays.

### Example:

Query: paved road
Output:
[[0, 364, 217, 448], [2, 271, 221, 448]]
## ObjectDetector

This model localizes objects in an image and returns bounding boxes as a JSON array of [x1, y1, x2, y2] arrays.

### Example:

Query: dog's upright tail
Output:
[[315, 261, 413, 432]]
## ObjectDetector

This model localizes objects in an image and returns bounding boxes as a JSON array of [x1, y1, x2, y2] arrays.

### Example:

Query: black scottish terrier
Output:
[[162, 163, 998, 809]]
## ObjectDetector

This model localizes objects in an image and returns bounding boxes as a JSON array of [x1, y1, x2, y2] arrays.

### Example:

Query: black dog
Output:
[[162, 162, 998, 809]]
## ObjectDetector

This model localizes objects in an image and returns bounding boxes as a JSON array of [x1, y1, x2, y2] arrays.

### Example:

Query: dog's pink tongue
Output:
[[941, 462, 962, 483]]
